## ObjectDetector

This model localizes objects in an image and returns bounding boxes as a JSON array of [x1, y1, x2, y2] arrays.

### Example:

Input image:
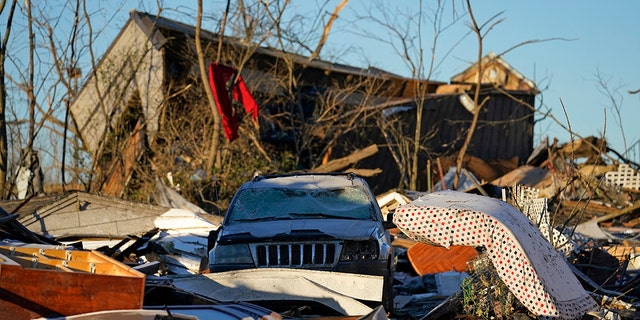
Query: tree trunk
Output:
[[0, 0, 18, 198], [454, 0, 484, 190], [27, 0, 35, 150], [196, 0, 223, 176], [410, 100, 423, 190], [0, 62, 7, 198]]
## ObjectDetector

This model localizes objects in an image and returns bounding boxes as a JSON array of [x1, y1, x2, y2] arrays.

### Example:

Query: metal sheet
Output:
[[169, 268, 383, 316]]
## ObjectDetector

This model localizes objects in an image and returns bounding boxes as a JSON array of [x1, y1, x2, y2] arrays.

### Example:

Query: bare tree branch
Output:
[[308, 0, 348, 61], [498, 37, 576, 57], [594, 68, 627, 156], [454, 0, 487, 190]]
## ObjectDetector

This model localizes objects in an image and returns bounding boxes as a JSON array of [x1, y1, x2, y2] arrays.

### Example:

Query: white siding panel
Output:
[[71, 22, 164, 154]]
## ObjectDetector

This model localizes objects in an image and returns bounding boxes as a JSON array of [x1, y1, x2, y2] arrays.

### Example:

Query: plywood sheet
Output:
[[407, 243, 478, 275]]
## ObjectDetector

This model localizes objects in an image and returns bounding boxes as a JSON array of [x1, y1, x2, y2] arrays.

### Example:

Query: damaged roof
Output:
[[70, 10, 445, 154], [15, 191, 170, 238], [129, 10, 443, 83], [449, 51, 538, 93]]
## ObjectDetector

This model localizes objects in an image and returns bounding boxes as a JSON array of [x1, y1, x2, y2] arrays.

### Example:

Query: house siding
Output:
[[421, 92, 534, 161], [70, 20, 165, 153], [351, 91, 535, 193]]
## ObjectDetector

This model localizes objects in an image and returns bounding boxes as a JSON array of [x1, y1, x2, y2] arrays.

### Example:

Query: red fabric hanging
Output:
[[208, 63, 259, 141]]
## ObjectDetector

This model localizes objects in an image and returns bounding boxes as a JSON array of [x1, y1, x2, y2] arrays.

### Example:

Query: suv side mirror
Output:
[[383, 212, 396, 229], [207, 228, 220, 253]]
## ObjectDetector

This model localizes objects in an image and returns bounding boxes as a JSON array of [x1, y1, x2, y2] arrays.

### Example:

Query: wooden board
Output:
[[407, 243, 478, 275], [0, 244, 145, 319]]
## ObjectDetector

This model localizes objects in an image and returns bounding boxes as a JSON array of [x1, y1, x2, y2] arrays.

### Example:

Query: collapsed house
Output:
[[345, 51, 538, 192]]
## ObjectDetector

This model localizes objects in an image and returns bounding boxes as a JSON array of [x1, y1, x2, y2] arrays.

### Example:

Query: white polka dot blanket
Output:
[[393, 190, 598, 319]]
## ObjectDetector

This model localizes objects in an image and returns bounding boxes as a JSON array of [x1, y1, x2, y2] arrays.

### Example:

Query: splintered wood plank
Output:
[[0, 263, 145, 317], [407, 243, 478, 275], [0, 245, 143, 277], [0, 245, 145, 318]]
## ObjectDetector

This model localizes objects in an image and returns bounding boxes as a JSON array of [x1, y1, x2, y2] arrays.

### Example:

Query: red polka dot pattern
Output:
[[393, 190, 598, 319]]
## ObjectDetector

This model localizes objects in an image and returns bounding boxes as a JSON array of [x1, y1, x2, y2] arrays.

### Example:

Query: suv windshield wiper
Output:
[[289, 212, 359, 220]]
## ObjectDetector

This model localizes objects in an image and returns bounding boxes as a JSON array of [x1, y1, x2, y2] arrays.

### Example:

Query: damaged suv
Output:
[[208, 172, 395, 311]]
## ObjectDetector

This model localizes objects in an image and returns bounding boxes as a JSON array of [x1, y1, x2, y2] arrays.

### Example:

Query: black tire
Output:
[[381, 263, 395, 313]]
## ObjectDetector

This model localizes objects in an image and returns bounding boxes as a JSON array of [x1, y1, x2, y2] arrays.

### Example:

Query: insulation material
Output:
[[393, 190, 598, 319]]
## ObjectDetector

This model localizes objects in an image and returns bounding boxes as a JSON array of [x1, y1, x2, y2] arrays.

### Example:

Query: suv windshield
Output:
[[227, 186, 375, 224]]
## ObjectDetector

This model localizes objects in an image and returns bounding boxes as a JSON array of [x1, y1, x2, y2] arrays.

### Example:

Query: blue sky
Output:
[[134, 0, 639, 159]]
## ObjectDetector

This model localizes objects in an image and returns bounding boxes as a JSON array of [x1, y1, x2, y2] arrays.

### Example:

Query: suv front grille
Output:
[[253, 242, 340, 268]]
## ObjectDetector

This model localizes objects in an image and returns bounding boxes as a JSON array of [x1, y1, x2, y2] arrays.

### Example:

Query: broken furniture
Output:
[[0, 243, 145, 319]]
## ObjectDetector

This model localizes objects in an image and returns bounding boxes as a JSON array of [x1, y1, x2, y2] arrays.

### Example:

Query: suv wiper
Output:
[[289, 213, 359, 220]]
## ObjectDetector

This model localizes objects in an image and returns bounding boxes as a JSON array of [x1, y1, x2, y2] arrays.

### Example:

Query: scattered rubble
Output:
[[394, 190, 598, 319]]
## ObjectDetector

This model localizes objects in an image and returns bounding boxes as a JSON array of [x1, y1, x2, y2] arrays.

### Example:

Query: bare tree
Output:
[[594, 68, 628, 156], [0, 0, 18, 197], [452, 0, 494, 190], [356, 0, 466, 190], [195, 0, 223, 175], [0, 1, 141, 199], [7, 1, 83, 197]]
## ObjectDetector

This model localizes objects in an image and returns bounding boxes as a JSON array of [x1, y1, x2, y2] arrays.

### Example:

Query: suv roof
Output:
[[244, 172, 368, 189]]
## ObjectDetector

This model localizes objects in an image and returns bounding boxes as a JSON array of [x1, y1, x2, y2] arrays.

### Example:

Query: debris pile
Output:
[[378, 137, 640, 319], [0, 136, 639, 319]]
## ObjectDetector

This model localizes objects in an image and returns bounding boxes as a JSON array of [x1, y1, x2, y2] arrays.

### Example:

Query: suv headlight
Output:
[[339, 240, 379, 261], [210, 244, 254, 265]]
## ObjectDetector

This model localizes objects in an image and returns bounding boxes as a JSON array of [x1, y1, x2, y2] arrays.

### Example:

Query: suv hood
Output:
[[219, 219, 382, 242]]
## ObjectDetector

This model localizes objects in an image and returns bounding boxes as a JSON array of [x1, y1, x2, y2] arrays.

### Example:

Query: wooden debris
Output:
[[491, 165, 555, 195], [101, 119, 146, 197], [561, 200, 620, 217], [438, 154, 515, 183], [558, 136, 608, 163], [312, 144, 379, 173], [407, 243, 478, 275], [345, 168, 382, 177], [582, 201, 640, 224], [0, 244, 145, 318], [578, 164, 617, 177]]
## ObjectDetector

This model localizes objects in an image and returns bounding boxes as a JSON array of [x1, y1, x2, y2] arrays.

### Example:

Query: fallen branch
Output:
[[311, 144, 378, 173], [344, 168, 382, 177]]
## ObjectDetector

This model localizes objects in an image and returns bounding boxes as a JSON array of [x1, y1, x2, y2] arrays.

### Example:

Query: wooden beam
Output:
[[591, 201, 640, 224], [344, 168, 382, 177], [561, 200, 620, 216], [311, 144, 379, 173]]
